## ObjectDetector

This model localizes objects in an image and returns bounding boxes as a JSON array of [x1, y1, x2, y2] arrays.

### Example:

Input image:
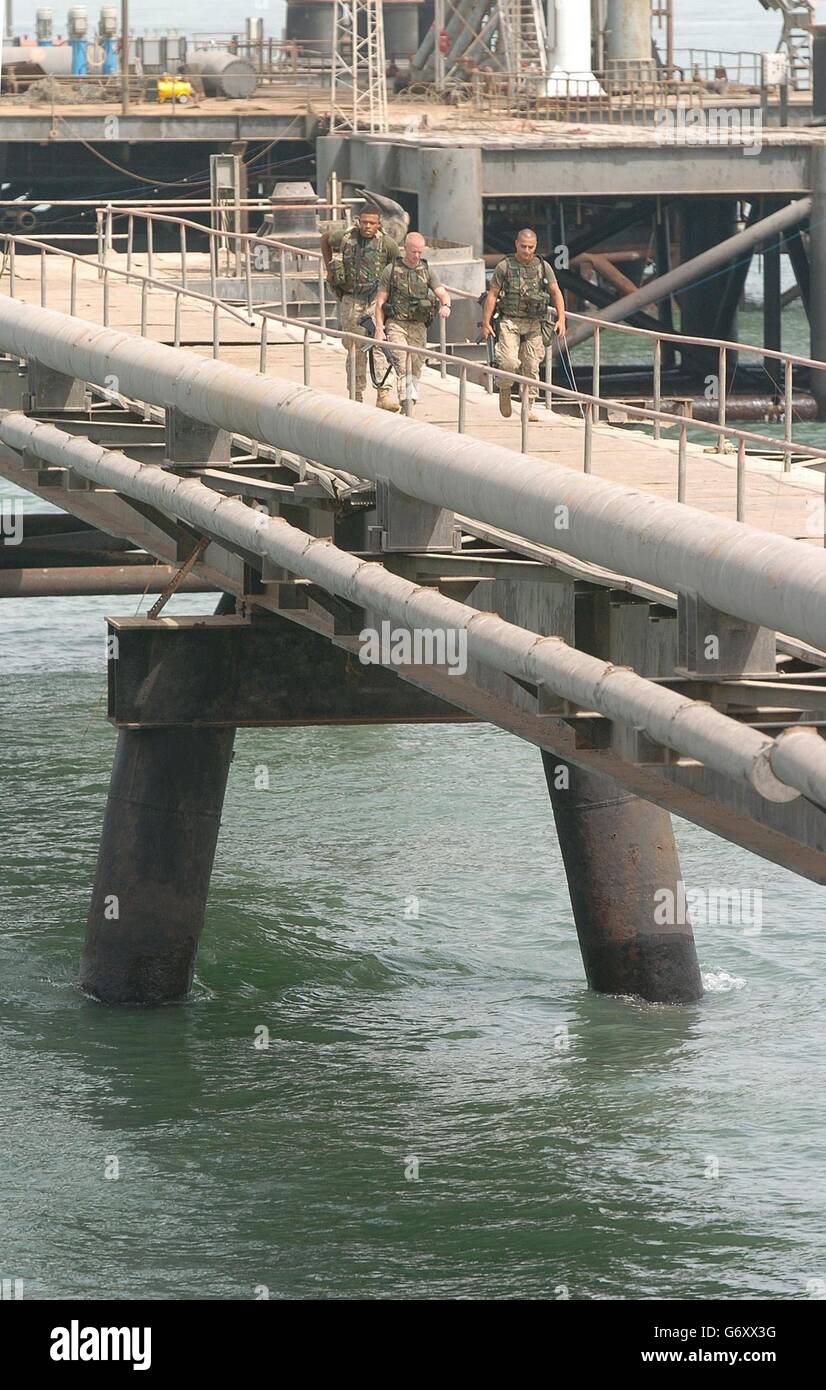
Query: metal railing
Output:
[[3, 221, 826, 535]]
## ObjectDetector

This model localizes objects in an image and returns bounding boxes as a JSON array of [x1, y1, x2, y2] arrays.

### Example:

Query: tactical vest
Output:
[[497, 255, 554, 319], [386, 258, 439, 323], [334, 227, 394, 298]]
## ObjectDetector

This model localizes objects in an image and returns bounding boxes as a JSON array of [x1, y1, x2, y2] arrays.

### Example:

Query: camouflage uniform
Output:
[[328, 224, 399, 398], [491, 254, 557, 404], [377, 257, 443, 408]]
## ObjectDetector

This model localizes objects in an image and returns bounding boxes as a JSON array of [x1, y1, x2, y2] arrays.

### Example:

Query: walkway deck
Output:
[[4, 249, 824, 547]]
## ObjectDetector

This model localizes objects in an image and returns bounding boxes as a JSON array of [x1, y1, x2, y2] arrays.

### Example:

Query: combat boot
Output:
[[499, 384, 512, 418], [376, 391, 399, 412]]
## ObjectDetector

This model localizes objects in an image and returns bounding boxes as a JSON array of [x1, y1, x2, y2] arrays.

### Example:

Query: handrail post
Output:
[[347, 339, 357, 399], [303, 327, 312, 386], [8, 238, 16, 298], [103, 266, 110, 326], [213, 304, 221, 359], [544, 345, 553, 412], [784, 356, 793, 472], [737, 437, 746, 522], [40, 247, 47, 307], [70, 256, 77, 316], [127, 214, 134, 281], [439, 313, 447, 377], [180, 222, 188, 291], [653, 338, 662, 440], [209, 226, 218, 299], [404, 348, 413, 416], [259, 316, 268, 373], [280, 247, 288, 317], [147, 217, 154, 280], [96, 209, 105, 276], [245, 238, 254, 321], [520, 383, 529, 453], [592, 325, 600, 404], [318, 259, 327, 331], [584, 402, 593, 472], [174, 291, 182, 348], [717, 345, 727, 451], [140, 280, 148, 338], [678, 410, 687, 503]]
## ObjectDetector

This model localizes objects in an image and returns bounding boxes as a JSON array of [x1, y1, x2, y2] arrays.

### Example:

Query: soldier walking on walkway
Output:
[[321, 205, 400, 408], [374, 233, 451, 416], [482, 229, 566, 421]]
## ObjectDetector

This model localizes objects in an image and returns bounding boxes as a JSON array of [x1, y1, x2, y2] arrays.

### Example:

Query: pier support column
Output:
[[809, 145, 826, 418], [79, 725, 235, 1004], [542, 754, 703, 1004], [679, 199, 739, 376], [417, 147, 483, 257]]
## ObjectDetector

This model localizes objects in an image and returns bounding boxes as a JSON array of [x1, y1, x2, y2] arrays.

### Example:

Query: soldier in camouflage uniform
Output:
[[482, 229, 566, 422], [321, 207, 400, 407], [374, 233, 451, 416]]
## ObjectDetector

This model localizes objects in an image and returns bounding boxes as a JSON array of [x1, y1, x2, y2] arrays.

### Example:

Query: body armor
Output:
[[497, 255, 555, 319], [385, 259, 439, 324], [331, 227, 395, 299]]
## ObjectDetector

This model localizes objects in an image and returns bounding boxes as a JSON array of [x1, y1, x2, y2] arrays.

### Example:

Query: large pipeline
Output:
[[1, 300, 826, 662], [1, 410, 825, 808]]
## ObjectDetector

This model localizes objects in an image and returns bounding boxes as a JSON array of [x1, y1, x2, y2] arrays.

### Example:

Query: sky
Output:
[[1, 2, 788, 52]]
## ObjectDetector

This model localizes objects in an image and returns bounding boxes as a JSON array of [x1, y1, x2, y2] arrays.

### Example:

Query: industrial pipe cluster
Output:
[[2, 9, 257, 93]]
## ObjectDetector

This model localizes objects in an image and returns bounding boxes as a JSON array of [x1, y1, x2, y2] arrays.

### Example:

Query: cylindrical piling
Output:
[[809, 145, 826, 418], [542, 754, 703, 1004], [79, 725, 235, 1005]]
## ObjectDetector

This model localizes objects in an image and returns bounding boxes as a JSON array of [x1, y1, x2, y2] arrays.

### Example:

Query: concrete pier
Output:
[[542, 755, 703, 1004]]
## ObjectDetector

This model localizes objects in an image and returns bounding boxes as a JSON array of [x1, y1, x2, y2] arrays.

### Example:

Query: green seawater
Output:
[[1, 307, 825, 1302]]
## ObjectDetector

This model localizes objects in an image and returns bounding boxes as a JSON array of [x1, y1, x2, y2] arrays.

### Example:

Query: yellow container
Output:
[[157, 77, 195, 105]]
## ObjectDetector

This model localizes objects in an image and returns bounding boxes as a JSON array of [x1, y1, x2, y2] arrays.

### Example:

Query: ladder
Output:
[[498, 0, 548, 76], [758, 0, 814, 90]]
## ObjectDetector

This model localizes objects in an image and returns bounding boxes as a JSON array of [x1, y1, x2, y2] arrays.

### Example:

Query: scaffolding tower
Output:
[[759, 1, 814, 89], [330, 0, 389, 133]]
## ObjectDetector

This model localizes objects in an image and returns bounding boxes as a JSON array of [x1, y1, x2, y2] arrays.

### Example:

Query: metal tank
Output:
[[284, 1, 334, 64], [1, 43, 73, 73], [605, 0, 655, 79], [384, 3, 420, 61], [185, 50, 258, 99]]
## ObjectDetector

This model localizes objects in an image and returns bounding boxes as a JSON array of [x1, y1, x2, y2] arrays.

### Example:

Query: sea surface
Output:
[[1, 1, 825, 1303]]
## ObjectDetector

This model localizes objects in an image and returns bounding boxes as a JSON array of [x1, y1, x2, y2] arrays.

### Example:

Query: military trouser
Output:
[[386, 319, 428, 403], [340, 293, 375, 395], [495, 316, 544, 402]]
